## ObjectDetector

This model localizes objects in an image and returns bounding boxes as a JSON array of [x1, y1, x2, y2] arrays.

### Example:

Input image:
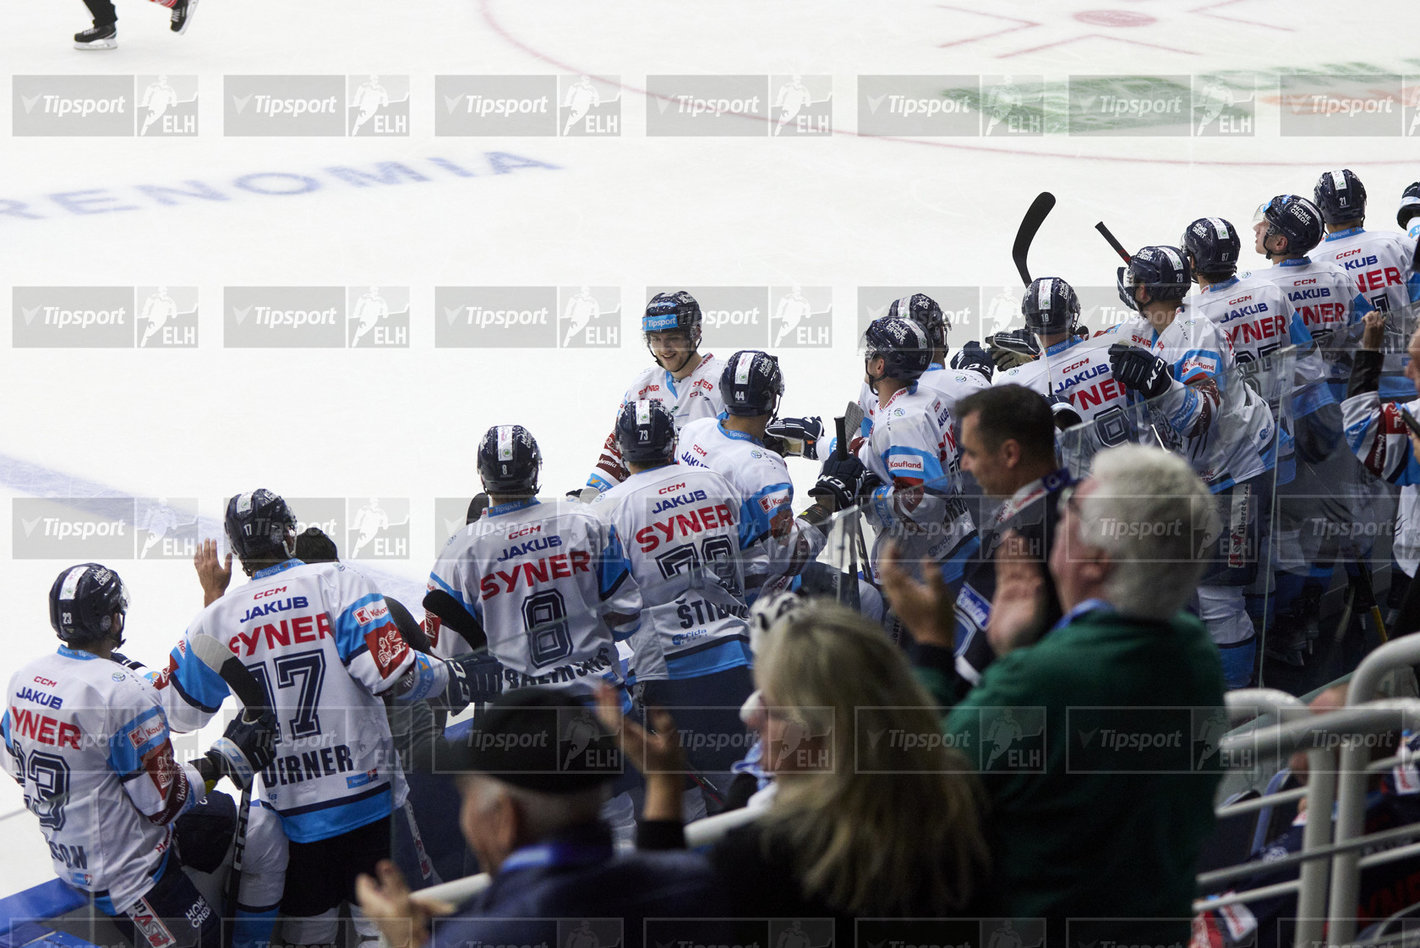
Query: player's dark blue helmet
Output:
[[720, 350, 784, 417], [1021, 277, 1080, 336], [1313, 168, 1367, 225], [50, 563, 129, 644], [226, 489, 298, 564], [886, 293, 947, 351], [614, 398, 677, 465], [864, 316, 932, 382], [477, 425, 542, 495], [1182, 217, 1241, 279], [643, 291, 702, 340], [1398, 182, 1420, 229], [1117, 246, 1191, 312], [1256, 194, 1323, 257]]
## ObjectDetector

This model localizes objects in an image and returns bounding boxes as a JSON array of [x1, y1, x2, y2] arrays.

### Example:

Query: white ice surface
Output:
[[3, 0, 1419, 899]]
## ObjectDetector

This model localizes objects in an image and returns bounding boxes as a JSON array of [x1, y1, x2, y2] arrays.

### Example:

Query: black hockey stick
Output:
[[1095, 221, 1132, 264], [190, 635, 270, 948], [1012, 192, 1056, 285], [834, 416, 862, 610]]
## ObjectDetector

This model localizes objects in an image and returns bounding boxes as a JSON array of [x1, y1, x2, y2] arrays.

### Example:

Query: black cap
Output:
[[437, 687, 622, 793]]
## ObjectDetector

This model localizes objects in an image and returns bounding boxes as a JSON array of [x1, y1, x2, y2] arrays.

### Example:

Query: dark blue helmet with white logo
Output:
[[1021, 277, 1080, 336], [1256, 194, 1323, 257], [720, 350, 784, 417], [864, 317, 932, 381], [1398, 182, 1420, 229], [614, 398, 677, 465], [886, 293, 947, 351], [642, 291, 702, 339], [477, 425, 542, 495], [1314, 168, 1367, 225], [1117, 246, 1191, 312], [225, 489, 297, 564], [49, 563, 129, 644], [1182, 217, 1241, 278]]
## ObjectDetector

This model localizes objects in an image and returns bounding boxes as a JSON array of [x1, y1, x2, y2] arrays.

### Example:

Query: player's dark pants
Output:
[[642, 665, 755, 813], [82, 0, 117, 26], [280, 816, 390, 919], [110, 858, 222, 948]]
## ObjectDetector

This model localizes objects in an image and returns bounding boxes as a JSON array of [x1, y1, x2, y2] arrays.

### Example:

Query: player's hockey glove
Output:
[[765, 416, 824, 460], [467, 493, 491, 523], [205, 709, 279, 791], [949, 340, 994, 380], [437, 652, 505, 715], [810, 455, 867, 512], [1108, 343, 1173, 400], [1049, 393, 1083, 430], [987, 329, 1040, 370]]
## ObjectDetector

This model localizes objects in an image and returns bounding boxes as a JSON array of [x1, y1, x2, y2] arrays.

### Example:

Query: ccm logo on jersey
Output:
[[506, 524, 542, 540], [253, 586, 287, 600], [32, 676, 58, 687], [658, 482, 687, 495]]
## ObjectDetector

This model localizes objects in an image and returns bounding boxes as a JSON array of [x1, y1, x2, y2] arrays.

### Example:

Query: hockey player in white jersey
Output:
[[1399, 182, 1420, 241], [852, 317, 979, 590], [677, 351, 828, 591], [1249, 193, 1374, 401], [1107, 246, 1276, 687], [593, 399, 763, 811], [586, 291, 727, 494], [5, 564, 277, 948], [1312, 170, 1420, 340], [160, 490, 455, 948]]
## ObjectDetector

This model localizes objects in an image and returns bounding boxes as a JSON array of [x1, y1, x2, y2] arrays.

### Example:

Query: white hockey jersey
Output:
[[1250, 256, 1373, 399], [855, 363, 990, 438], [859, 383, 977, 581], [1314, 226, 1420, 320], [160, 559, 415, 844], [676, 416, 826, 588], [5, 648, 206, 914], [1143, 312, 1276, 491], [427, 498, 641, 696], [588, 354, 728, 491], [593, 464, 764, 682]]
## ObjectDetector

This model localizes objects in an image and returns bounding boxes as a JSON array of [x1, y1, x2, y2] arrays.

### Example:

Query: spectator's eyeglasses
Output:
[[1059, 483, 1081, 517]]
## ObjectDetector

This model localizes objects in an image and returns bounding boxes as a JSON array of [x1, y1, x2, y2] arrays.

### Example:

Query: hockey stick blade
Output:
[[1095, 221, 1132, 264], [1012, 192, 1056, 286], [843, 400, 865, 446], [189, 634, 269, 712]]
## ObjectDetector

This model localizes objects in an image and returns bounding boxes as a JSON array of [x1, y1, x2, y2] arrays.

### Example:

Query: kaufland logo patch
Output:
[[354, 602, 390, 625]]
